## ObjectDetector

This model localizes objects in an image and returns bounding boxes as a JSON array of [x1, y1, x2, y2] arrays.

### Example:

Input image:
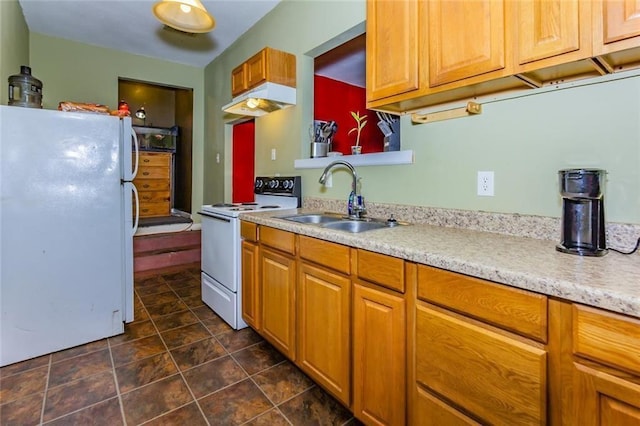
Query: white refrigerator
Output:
[[0, 105, 139, 367]]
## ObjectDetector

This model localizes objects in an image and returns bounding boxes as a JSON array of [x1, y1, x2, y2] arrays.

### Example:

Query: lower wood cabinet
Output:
[[414, 302, 547, 425], [297, 261, 351, 405], [241, 221, 260, 330], [353, 282, 406, 426], [413, 265, 548, 425], [241, 240, 259, 329], [242, 223, 640, 426], [259, 247, 296, 360], [572, 304, 640, 425]]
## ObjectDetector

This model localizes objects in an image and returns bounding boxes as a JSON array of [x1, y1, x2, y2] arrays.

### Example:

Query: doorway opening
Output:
[[118, 78, 194, 229], [313, 33, 385, 155]]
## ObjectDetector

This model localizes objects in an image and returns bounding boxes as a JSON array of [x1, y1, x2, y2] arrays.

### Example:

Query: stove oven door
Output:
[[200, 211, 239, 292]]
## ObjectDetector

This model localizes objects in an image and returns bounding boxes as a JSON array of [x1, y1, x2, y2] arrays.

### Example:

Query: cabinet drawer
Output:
[[355, 249, 404, 293], [137, 167, 170, 180], [260, 226, 295, 255], [415, 303, 547, 425], [414, 385, 481, 426], [135, 179, 170, 192], [573, 304, 640, 375], [240, 221, 258, 242], [139, 202, 170, 218], [299, 235, 350, 275], [138, 191, 170, 203], [138, 152, 171, 167], [417, 265, 547, 343]]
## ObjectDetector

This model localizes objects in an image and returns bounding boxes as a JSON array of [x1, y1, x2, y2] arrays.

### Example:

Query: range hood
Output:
[[222, 82, 296, 117]]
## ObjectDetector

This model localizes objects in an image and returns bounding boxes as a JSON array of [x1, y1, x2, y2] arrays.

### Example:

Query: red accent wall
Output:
[[232, 120, 255, 203], [314, 75, 384, 155]]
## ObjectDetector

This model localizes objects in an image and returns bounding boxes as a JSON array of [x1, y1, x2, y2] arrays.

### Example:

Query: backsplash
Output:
[[303, 197, 640, 254]]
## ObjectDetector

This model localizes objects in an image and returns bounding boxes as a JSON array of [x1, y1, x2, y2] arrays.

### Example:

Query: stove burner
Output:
[[229, 206, 255, 211], [241, 202, 258, 206], [260, 205, 280, 209], [211, 203, 236, 207]]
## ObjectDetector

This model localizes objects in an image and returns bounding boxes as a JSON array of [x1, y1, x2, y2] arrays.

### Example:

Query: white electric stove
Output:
[[199, 176, 301, 329]]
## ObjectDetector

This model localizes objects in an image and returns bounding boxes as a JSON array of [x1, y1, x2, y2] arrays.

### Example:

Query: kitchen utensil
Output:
[[377, 120, 393, 136]]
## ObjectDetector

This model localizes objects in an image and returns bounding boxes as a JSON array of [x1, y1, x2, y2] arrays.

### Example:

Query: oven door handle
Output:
[[198, 211, 232, 223]]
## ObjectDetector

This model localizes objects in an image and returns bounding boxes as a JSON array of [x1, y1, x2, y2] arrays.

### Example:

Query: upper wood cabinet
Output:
[[512, 0, 592, 73], [366, 0, 420, 102], [230, 47, 296, 97], [366, 0, 640, 113], [427, 0, 510, 87], [593, 0, 640, 71]]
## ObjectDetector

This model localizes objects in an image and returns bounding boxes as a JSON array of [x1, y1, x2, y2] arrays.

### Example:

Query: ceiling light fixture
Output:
[[153, 0, 216, 34]]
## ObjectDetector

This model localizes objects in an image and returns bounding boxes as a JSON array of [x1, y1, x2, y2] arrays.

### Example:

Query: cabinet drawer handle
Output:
[[143, 159, 150, 163], [143, 184, 150, 188], [143, 172, 150, 176]]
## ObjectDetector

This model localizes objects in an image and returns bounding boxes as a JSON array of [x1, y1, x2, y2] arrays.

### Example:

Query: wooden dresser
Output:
[[134, 152, 172, 218]]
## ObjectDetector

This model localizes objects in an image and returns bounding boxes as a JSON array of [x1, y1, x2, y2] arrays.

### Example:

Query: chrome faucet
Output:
[[318, 160, 366, 219]]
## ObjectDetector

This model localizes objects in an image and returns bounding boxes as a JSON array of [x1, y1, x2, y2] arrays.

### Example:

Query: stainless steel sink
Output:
[[322, 220, 391, 233], [279, 213, 344, 224], [279, 212, 407, 233]]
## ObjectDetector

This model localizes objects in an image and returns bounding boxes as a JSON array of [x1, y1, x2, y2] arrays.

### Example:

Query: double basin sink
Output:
[[279, 212, 406, 233]]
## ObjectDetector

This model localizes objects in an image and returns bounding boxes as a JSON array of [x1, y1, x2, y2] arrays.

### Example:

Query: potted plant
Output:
[[348, 111, 367, 155]]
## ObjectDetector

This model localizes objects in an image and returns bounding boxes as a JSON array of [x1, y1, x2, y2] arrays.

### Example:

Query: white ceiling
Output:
[[18, 0, 365, 86], [18, 0, 282, 68]]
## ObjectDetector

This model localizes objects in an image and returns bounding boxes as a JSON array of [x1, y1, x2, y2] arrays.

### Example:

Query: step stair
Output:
[[134, 230, 201, 273]]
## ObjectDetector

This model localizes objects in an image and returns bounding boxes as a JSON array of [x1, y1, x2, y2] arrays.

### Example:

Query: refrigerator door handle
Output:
[[130, 127, 139, 180], [131, 183, 139, 234]]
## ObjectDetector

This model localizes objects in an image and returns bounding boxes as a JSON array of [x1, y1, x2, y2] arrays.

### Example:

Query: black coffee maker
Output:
[[556, 169, 607, 256]]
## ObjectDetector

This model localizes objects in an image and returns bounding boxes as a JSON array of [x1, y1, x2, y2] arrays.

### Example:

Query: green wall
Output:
[[205, 0, 640, 225], [27, 33, 206, 217], [0, 0, 30, 105]]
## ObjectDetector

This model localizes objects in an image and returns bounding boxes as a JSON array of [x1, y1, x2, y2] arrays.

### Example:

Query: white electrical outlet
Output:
[[271, 148, 276, 161], [477, 171, 494, 196]]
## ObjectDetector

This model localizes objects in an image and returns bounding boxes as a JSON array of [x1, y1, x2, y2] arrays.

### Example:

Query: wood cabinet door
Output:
[[260, 248, 296, 359], [241, 240, 260, 330], [297, 262, 351, 405], [415, 302, 547, 425], [428, 0, 508, 87], [231, 63, 248, 97], [513, 0, 590, 69], [246, 49, 268, 89], [353, 283, 406, 426], [593, 0, 640, 55], [366, 0, 420, 102], [574, 362, 640, 425]]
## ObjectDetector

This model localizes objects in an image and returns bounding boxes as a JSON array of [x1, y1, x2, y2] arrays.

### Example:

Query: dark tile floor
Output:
[[0, 265, 356, 425]]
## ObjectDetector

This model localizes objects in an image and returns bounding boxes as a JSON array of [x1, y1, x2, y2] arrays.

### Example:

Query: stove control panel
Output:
[[255, 176, 302, 199]]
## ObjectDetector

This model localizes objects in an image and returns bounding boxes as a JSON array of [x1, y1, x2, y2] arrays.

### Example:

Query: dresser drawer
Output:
[[355, 249, 404, 293], [299, 235, 350, 275], [137, 167, 170, 180], [139, 152, 171, 167], [417, 265, 548, 343], [573, 304, 640, 375], [260, 226, 295, 255], [139, 202, 171, 218], [135, 179, 170, 192], [138, 191, 170, 203], [240, 221, 258, 242]]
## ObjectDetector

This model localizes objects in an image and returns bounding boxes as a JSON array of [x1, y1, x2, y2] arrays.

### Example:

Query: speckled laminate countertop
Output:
[[240, 209, 640, 319]]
